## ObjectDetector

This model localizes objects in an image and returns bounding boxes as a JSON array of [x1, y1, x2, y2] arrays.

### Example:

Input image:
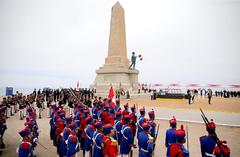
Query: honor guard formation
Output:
[[0, 88, 232, 157]]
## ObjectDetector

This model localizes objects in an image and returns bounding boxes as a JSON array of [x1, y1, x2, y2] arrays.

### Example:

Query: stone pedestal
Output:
[[92, 68, 139, 97], [91, 2, 140, 97]]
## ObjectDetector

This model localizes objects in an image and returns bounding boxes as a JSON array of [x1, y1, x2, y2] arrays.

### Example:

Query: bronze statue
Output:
[[129, 52, 137, 69]]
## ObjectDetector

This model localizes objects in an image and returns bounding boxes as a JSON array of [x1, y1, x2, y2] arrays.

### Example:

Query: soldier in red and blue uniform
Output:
[[66, 123, 80, 157], [137, 122, 154, 157], [114, 111, 122, 146], [165, 116, 177, 156], [18, 128, 34, 157], [102, 124, 118, 157], [92, 101, 99, 120], [85, 115, 95, 157], [120, 115, 133, 157], [93, 121, 104, 157], [122, 103, 130, 116], [200, 119, 218, 157], [169, 125, 189, 157], [114, 99, 121, 113], [130, 104, 137, 147], [59, 127, 72, 157], [148, 110, 156, 139], [137, 107, 146, 138]]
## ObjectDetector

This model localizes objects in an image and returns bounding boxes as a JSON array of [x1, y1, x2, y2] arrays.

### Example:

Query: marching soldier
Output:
[[85, 115, 95, 157], [66, 123, 80, 157], [130, 105, 137, 147], [93, 121, 104, 157], [137, 107, 146, 138], [165, 116, 177, 156], [18, 128, 34, 157], [115, 99, 121, 113], [120, 115, 133, 157], [102, 124, 118, 157], [59, 126, 72, 157], [137, 122, 154, 157], [122, 103, 129, 116], [0, 103, 7, 150], [114, 111, 123, 148], [148, 110, 156, 139], [200, 119, 218, 157], [169, 125, 189, 157]]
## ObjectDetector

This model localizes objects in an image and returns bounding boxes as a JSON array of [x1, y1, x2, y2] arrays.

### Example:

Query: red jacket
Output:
[[102, 136, 118, 157]]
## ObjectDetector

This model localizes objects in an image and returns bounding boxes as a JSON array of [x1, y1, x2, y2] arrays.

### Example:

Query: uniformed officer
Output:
[[137, 122, 154, 157], [165, 116, 177, 156], [114, 111, 122, 148], [130, 105, 137, 148], [59, 127, 72, 157], [120, 115, 133, 157], [93, 121, 104, 157], [148, 110, 156, 140], [85, 115, 95, 157], [137, 107, 146, 138], [200, 119, 217, 157], [18, 128, 34, 157], [122, 103, 129, 116], [102, 124, 118, 157], [115, 99, 121, 113], [169, 125, 189, 157], [66, 123, 80, 157]]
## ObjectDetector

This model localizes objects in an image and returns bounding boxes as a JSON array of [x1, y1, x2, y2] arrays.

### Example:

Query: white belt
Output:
[[140, 148, 148, 153], [94, 144, 101, 149], [86, 134, 91, 140], [205, 152, 216, 157], [122, 134, 128, 140]]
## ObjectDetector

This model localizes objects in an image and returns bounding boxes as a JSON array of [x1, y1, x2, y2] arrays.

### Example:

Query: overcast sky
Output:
[[0, 0, 239, 90]]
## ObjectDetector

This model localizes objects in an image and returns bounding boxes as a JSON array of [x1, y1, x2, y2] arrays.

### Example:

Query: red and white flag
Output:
[[108, 85, 115, 100], [138, 54, 143, 61]]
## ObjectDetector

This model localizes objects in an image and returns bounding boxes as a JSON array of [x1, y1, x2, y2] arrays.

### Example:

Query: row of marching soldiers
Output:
[[50, 96, 232, 157], [17, 104, 40, 157], [49, 98, 159, 157]]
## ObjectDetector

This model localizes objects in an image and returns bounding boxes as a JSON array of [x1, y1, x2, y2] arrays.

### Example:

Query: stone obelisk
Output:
[[92, 2, 139, 97]]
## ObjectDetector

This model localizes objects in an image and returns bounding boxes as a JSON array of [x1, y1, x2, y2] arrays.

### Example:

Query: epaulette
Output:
[[110, 137, 118, 146]]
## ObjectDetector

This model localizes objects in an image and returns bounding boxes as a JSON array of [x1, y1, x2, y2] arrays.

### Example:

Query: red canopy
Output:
[[169, 83, 180, 87], [230, 84, 240, 88], [187, 84, 199, 87], [152, 84, 163, 87], [208, 84, 221, 88]]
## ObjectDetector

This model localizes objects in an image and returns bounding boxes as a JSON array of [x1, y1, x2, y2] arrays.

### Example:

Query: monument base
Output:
[[91, 68, 139, 98]]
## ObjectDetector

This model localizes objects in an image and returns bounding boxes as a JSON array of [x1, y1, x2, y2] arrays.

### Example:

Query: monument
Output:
[[92, 2, 139, 97]]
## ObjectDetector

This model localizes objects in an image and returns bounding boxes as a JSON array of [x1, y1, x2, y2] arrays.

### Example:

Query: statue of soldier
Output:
[[129, 52, 137, 69]]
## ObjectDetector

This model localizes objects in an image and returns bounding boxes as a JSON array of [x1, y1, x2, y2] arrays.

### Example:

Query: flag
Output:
[[108, 85, 114, 99], [76, 81, 80, 91]]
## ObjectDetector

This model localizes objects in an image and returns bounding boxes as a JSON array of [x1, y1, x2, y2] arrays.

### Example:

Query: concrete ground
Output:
[[1, 97, 240, 157]]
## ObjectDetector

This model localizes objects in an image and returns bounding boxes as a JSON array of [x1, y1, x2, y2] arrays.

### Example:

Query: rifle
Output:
[[186, 124, 189, 152], [67, 88, 87, 108], [200, 108, 224, 157], [36, 141, 48, 150], [153, 124, 160, 150]]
